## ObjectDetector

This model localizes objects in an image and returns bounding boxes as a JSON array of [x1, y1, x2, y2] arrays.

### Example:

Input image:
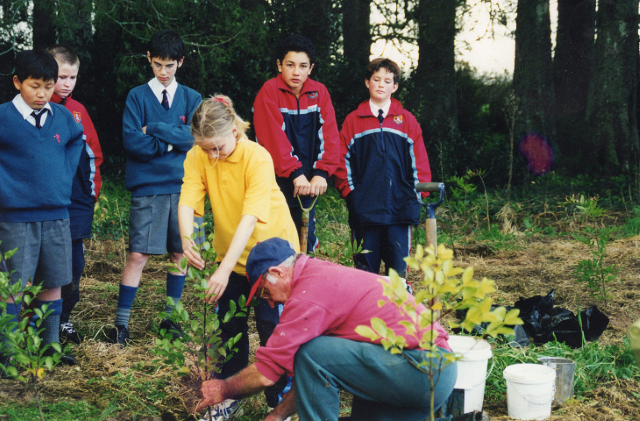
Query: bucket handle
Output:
[[486, 354, 495, 380]]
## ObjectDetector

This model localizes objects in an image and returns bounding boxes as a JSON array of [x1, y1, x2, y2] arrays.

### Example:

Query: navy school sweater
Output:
[[123, 83, 202, 197], [0, 101, 84, 222]]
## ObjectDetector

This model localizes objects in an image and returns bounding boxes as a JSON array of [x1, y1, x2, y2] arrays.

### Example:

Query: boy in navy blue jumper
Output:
[[108, 30, 202, 345], [334, 58, 431, 277], [0, 50, 84, 369]]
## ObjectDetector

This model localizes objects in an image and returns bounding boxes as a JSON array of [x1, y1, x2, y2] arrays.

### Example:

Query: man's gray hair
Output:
[[264, 254, 297, 284]]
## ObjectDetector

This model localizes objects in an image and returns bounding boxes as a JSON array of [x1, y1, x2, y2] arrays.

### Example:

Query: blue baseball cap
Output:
[[245, 238, 297, 306]]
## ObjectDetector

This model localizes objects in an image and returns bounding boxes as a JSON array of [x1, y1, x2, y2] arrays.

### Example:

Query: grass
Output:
[[484, 338, 640, 402], [3, 172, 640, 420]]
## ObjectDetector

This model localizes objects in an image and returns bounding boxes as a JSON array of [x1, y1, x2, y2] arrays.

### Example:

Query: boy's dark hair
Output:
[[15, 50, 58, 83], [46, 44, 80, 67], [148, 29, 184, 61], [366, 58, 401, 84], [276, 34, 317, 65]]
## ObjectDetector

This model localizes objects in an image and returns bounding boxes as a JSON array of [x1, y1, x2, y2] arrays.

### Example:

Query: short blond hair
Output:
[[190, 95, 250, 143]]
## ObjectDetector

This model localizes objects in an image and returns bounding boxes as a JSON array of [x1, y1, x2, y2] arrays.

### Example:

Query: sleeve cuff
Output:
[[312, 169, 328, 179], [289, 167, 305, 180]]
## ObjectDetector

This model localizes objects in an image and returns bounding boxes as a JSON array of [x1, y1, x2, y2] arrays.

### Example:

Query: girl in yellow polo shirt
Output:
[[178, 95, 299, 415]]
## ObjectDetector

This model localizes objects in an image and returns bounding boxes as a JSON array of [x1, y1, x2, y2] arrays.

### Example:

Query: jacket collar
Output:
[[357, 98, 403, 118], [50, 92, 72, 105], [276, 74, 320, 96]]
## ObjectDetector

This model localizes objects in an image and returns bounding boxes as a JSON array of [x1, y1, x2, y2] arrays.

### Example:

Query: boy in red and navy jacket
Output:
[[46, 45, 103, 344], [253, 34, 340, 253], [334, 58, 431, 277]]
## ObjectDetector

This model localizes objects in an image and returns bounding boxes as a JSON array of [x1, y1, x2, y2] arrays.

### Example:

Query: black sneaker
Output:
[[159, 318, 184, 340], [60, 322, 84, 344], [107, 325, 130, 346], [42, 346, 77, 366]]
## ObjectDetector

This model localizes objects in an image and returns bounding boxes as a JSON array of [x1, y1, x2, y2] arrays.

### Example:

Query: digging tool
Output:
[[297, 195, 319, 254], [416, 182, 445, 313], [416, 182, 445, 255]]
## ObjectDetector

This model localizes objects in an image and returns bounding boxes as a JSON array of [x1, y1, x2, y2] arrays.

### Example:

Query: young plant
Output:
[[356, 244, 523, 421], [151, 223, 245, 417], [566, 194, 620, 305], [0, 247, 66, 421], [318, 238, 366, 268]]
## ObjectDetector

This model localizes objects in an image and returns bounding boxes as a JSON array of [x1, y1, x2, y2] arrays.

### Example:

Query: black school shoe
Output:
[[159, 318, 184, 340], [42, 346, 77, 366], [107, 325, 130, 346], [60, 322, 84, 344]]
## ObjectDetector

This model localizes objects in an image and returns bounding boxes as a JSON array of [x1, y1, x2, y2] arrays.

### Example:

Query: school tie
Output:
[[162, 89, 170, 111], [377, 109, 384, 125], [31, 110, 45, 129]]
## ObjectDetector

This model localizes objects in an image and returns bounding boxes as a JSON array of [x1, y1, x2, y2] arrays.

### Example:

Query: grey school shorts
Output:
[[0, 219, 72, 289], [129, 194, 183, 255]]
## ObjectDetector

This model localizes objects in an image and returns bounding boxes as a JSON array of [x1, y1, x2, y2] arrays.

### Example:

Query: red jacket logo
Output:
[[54, 134, 60, 143], [394, 115, 403, 125], [73, 111, 81, 123]]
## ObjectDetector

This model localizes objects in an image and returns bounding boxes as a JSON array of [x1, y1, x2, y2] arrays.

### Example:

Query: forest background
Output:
[[1, 0, 639, 187]]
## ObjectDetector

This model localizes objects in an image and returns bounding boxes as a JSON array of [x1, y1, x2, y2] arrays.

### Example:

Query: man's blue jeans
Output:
[[294, 336, 457, 421]]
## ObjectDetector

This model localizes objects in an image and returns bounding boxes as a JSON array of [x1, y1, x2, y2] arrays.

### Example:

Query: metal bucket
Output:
[[538, 357, 575, 404]]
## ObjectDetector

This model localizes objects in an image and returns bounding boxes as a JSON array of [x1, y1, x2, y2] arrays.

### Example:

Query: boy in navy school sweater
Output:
[[108, 30, 202, 345], [46, 44, 103, 345], [334, 58, 431, 278], [0, 50, 84, 371]]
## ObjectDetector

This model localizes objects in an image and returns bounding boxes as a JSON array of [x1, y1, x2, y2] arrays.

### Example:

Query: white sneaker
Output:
[[267, 406, 292, 421], [199, 399, 243, 421]]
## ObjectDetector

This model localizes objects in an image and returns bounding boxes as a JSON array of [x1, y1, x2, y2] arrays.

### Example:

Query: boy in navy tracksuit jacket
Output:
[[253, 34, 340, 253], [334, 58, 431, 277], [108, 30, 202, 345], [46, 44, 103, 345], [0, 50, 83, 371]]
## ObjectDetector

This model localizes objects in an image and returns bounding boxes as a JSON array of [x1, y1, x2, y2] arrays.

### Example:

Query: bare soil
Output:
[[1, 232, 639, 420]]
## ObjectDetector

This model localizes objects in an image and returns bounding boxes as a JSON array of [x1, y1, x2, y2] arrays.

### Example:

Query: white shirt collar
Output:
[[148, 77, 178, 107], [369, 99, 391, 119], [12, 94, 53, 126]]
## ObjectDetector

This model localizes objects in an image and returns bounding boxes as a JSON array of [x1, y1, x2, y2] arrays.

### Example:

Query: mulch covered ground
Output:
[[1, 232, 639, 420]]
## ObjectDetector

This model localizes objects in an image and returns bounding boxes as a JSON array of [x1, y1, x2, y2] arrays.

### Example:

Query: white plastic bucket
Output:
[[448, 335, 493, 413], [503, 363, 556, 420]]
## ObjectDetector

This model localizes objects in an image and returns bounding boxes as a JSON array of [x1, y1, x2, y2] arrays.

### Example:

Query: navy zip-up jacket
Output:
[[334, 99, 431, 228]]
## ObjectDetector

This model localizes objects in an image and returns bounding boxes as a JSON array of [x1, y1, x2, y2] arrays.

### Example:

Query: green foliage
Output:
[[0, 245, 68, 421], [621, 206, 640, 237], [356, 244, 523, 421], [0, 400, 102, 421], [485, 337, 640, 402], [566, 195, 620, 304], [151, 223, 245, 415], [92, 179, 131, 240]]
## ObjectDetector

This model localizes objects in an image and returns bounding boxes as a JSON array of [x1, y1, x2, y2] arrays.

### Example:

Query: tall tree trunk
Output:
[[32, 0, 56, 50], [513, 0, 556, 149], [585, 0, 639, 172], [409, 0, 458, 181], [554, 0, 595, 167], [343, 0, 371, 74]]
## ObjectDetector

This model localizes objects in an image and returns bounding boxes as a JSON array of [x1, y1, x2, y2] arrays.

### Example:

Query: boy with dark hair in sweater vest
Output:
[[0, 50, 84, 372], [108, 29, 202, 345], [46, 44, 103, 345]]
